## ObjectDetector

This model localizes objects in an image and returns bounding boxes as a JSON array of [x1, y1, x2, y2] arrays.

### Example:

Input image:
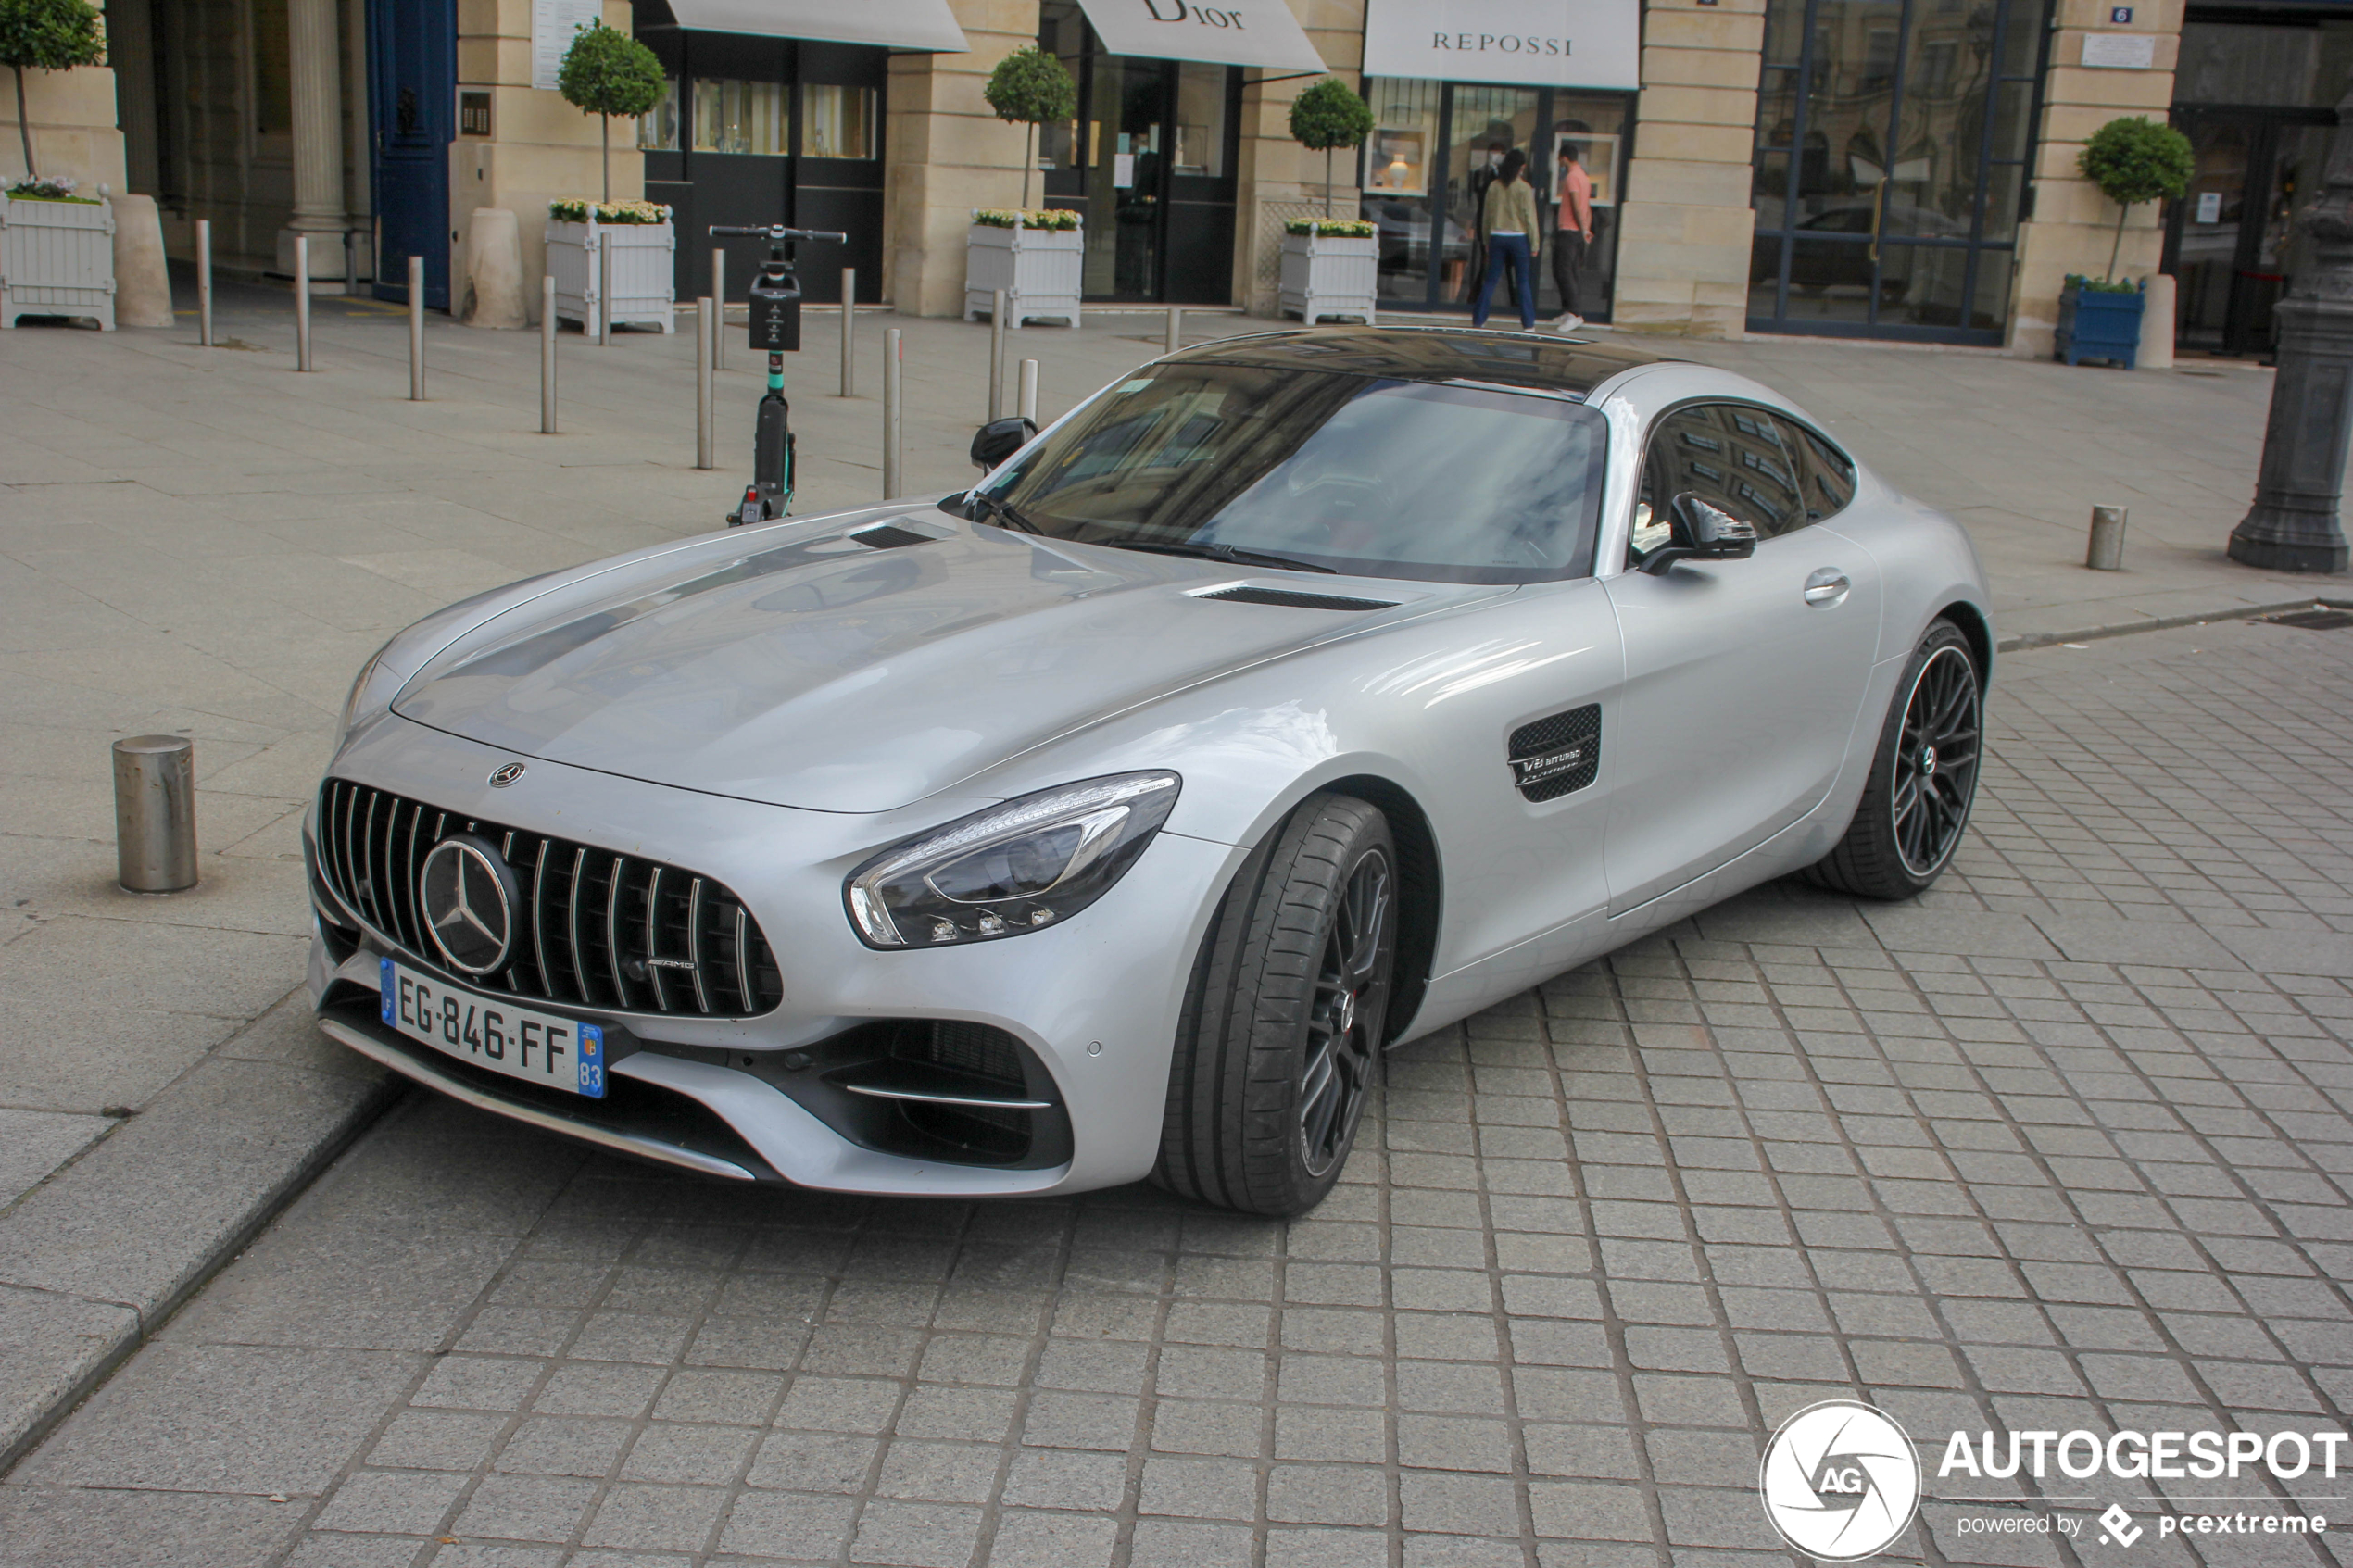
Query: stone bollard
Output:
[[2087, 506, 2128, 571], [462, 208, 527, 329], [109, 194, 175, 328], [2139, 272, 2176, 372], [114, 735, 197, 893]]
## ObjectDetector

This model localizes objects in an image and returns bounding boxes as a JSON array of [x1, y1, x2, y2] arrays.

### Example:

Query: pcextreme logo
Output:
[[1759, 1400, 1923, 1560]]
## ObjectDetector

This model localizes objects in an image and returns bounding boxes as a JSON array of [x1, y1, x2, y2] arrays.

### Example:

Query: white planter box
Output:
[[546, 218, 675, 333], [964, 223, 1083, 328], [1, 195, 117, 330], [1280, 232, 1378, 326]]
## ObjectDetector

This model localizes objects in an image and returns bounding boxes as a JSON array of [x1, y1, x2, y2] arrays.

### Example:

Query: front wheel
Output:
[[1152, 795, 1397, 1217], [1806, 620, 1983, 900]]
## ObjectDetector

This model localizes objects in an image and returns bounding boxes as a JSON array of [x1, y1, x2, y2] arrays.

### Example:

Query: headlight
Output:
[[339, 640, 399, 736], [845, 771, 1180, 947]]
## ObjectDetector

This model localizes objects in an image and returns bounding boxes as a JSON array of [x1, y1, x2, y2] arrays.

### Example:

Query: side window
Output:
[[1779, 419, 1856, 521], [1632, 404, 1805, 562]]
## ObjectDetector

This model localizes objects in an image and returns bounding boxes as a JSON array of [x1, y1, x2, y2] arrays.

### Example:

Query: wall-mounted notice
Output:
[[534, 0, 604, 91], [2082, 31, 2157, 69]]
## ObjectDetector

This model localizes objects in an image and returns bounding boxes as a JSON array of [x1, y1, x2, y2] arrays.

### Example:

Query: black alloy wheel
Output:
[[1891, 642, 1982, 878], [1300, 847, 1392, 1179], [1806, 619, 1983, 900], [1154, 794, 1399, 1216]]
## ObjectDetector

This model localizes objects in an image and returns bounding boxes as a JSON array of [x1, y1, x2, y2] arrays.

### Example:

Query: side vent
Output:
[[850, 523, 939, 550], [1508, 705, 1601, 802], [1193, 585, 1398, 612]]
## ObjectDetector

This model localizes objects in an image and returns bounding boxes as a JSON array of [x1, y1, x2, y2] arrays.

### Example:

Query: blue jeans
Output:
[[1473, 233, 1535, 330]]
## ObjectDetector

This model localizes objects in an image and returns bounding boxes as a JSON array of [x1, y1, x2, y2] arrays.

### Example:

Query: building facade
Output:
[[3, 0, 2342, 356]]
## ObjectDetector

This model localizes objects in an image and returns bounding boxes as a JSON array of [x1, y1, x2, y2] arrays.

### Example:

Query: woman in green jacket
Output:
[[1472, 147, 1539, 331]]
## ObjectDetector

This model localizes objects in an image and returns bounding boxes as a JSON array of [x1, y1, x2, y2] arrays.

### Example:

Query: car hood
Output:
[[392, 513, 1477, 812]]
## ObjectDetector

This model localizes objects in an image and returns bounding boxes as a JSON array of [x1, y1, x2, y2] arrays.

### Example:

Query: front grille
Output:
[[316, 779, 784, 1018]]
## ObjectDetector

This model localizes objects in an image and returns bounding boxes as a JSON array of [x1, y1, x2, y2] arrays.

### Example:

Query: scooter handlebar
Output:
[[709, 225, 849, 243]]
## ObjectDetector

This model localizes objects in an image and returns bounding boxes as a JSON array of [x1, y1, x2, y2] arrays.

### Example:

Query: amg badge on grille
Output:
[[1507, 705, 1602, 802]]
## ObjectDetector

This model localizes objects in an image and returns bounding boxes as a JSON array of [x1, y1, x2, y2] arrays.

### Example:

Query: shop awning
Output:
[[1073, 0, 1326, 73], [658, 0, 968, 51], [1362, 0, 1640, 90]]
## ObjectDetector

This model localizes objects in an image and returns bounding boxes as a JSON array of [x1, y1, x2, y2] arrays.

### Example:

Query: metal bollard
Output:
[[711, 246, 725, 371], [541, 274, 558, 433], [1020, 358, 1039, 424], [696, 297, 716, 470], [598, 234, 613, 346], [2086, 505, 2128, 571], [196, 220, 214, 346], [840, 268, 856, 397], [884, 327, 904, 500], [294, 235, 313, 370], [1165, 305, 1182, 356], [989, 288, 1007, 421], [114, 735, 197, 893], [408, 256, 425, 399]]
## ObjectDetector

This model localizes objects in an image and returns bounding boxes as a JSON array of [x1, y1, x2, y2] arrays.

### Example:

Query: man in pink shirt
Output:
[[1550, 143, 1593, 332]]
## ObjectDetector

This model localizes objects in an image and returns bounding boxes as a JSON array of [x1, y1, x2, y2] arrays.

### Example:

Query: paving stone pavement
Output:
[[4, 615, 2349, 1568]]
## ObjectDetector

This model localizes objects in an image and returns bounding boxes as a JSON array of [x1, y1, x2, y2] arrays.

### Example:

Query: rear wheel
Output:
[[1152, 795, 1397, 1217], [1806, 620, 1982, 899]]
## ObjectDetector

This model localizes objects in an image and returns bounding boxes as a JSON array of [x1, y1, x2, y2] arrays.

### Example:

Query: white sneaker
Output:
[[1554, 313, 1585, 332]]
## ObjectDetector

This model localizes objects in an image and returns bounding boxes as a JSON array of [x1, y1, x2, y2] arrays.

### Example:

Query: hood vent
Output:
[[850, 523, 942, 550], [1193, 585, 1399, 612]]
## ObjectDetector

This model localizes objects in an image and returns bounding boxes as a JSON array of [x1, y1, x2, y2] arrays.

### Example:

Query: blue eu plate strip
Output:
[[379, 956, 395, 1022], [578, 1024, 606, 1098]]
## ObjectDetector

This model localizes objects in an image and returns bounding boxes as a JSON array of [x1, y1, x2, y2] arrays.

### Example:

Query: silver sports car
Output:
[[307, 327, 1991, 1216]]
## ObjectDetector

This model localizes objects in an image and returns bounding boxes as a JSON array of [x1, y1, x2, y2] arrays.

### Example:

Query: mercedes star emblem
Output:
[[489, 761, 526, 788], [419, 837, 517, 976]]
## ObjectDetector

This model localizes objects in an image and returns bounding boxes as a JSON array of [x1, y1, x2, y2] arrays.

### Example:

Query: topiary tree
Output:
[[983, 44, 1076, 213], [2078, 115, 2195, 282], [1288, 77, 1375, 219], [0, 0, 106, 182], [557, 19, 664, 203]]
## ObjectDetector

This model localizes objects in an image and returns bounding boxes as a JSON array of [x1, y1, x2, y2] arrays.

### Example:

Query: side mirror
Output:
[[1640, 492, 1759, 574], [971, 416, 1038, 472]]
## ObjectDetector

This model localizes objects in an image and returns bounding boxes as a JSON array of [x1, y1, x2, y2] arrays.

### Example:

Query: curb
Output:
[[1995, 596, 2352, 654], [0, 1035, 403, 1476]]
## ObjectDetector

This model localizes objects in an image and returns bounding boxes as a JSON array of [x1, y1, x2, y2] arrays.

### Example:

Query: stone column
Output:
[[277, 0, 346, 280], [882, 0, 1037, 318]]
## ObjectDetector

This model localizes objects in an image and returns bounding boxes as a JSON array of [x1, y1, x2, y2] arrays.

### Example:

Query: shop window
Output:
[[1173, 62, 1226, 176], [638, 78, 681, 152], [803, 84, 878, 160], [695, 79, 787, 157]]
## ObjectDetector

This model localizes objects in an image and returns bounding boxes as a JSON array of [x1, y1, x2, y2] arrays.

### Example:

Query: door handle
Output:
[[1869, 182, 1887, 266], [1803, 569, 1850, 607]]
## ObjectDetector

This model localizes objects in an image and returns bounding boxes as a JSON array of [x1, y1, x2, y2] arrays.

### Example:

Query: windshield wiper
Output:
[[963, 490, 1043, 534], [1108, 540, 1337, 574]]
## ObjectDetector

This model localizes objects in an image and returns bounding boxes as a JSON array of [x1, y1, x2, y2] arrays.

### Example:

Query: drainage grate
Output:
[[2261, 608, 2353, 632]]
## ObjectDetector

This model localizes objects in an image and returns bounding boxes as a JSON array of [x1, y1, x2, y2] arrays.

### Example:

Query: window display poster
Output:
[[534, 0, 602, 92], [1554, 131, 1619, 207], [1365, 128, 1428, 195]]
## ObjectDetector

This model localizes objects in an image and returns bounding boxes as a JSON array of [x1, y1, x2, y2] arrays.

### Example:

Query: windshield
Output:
[[960, 362, 1609, 584]]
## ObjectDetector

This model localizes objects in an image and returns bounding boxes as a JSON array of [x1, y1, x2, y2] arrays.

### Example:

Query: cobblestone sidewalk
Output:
[[5, 608, 2353, 1564]]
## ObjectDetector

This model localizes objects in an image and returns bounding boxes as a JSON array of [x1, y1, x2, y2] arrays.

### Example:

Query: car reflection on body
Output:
[[308, 327, 1992, 1216]]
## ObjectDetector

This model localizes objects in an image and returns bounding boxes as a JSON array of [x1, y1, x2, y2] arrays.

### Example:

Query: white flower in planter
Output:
[[2, 183, 117, 331], [545, 199, 675, 335], [965, 209, 1083, 330]]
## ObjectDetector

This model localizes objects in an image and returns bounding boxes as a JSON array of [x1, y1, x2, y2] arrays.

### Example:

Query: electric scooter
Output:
[[708, 224, 847, 525]]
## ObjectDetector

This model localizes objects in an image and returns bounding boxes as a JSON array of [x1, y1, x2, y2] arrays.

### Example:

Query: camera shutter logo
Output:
[[419, 837, 517, 976], [1759, 1400, 1922, 1560]]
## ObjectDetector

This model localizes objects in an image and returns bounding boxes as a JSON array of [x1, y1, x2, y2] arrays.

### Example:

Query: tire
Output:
[[1805, 619, 1983, 900], [1151, 794, 1399, 1217]]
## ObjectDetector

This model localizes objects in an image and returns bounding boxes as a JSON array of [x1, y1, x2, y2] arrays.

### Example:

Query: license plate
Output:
[[379, 958, 606, 1098]]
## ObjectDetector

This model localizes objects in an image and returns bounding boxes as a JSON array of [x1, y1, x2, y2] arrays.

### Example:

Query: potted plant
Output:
[[1280, 217, 1378, 326], [2057, 116, 2193, 369], [967, 46, 1081, 328], [2, 174, 116, 330], [964, 207, 1083, 329], [556, 19, 664, 204], [2, 0, 105, 185], [545, 197, 675, 335], [1289, 76, 1376, 220]]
